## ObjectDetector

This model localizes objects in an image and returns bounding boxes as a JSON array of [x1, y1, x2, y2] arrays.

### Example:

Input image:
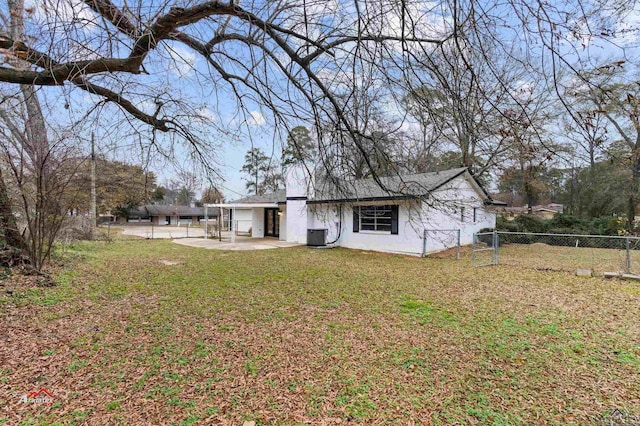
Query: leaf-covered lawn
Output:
[[1, 240, 639, 425], [496, 243, 640, 275]]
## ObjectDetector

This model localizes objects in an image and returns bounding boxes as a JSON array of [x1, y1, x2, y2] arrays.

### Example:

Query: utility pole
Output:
[[90, 132, 97, 239]]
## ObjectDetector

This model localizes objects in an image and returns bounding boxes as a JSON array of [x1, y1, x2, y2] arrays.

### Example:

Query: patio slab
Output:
[[172, 237, 303, 251]]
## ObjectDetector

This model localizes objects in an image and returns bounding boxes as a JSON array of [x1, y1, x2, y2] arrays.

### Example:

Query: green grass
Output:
[[1, 238, 639, 424], [497, 242, 640, 274]]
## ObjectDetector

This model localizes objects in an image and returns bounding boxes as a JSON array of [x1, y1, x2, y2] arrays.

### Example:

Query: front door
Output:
[[264, 208, 280, 238]]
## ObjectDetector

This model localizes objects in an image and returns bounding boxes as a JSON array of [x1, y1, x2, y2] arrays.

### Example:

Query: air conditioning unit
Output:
[[307, 228, 327, 246]]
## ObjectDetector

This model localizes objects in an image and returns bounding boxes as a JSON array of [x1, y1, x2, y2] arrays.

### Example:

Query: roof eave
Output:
[[307, 195, 419, 204]]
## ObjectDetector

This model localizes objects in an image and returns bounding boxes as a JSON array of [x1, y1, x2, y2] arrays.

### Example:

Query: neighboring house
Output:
[[499, 203, 564, 221], [123, 205, 219, 225], [209, 166, 504, 256]]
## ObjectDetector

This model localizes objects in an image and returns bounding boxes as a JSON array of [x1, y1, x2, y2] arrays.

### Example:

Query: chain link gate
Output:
[[472, 231, 498, 267]]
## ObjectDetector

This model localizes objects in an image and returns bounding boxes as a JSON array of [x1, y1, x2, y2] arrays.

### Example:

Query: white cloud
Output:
[[26, 0, 99, 34], [193, 106, 217, 124], [167, 46, 197, 77], [614, 9, 640, 46], [248, 111, 266, 126]]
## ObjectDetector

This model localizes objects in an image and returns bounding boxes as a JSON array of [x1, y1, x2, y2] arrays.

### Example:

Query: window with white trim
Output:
[[353, 205, 399, 234], [360, 205, 392, 232]]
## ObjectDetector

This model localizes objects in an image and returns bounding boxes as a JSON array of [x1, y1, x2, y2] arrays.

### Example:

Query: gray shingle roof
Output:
[[226, 168, 493, 205], [310, 167, 472, 202], [230, 189, 286, 204]]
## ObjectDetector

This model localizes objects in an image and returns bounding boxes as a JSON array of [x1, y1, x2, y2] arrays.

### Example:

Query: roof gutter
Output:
[[484, 199, 507, 206]]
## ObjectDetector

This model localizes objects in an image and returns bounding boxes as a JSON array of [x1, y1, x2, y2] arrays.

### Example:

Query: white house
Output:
[[211, 166, 502, 256]]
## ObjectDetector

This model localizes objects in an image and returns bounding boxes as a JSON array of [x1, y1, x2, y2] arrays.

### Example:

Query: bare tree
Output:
[[496, 83, 566, 210], [578, 63, 640, 230], [0, 0, 634, 203], [0, 91, 84, 271], [402, 24, 522, 177], [0, 0, 78, 272]]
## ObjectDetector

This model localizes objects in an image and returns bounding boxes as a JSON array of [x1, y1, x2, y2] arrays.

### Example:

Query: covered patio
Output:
[[204, 199, 286, 241]]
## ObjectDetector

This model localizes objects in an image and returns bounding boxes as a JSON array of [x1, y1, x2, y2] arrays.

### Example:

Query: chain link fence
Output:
[[114, 219, 258, 241], [472, 231, 640, 276], [113, 223, 209, 240], [423, 229, 461, 259]]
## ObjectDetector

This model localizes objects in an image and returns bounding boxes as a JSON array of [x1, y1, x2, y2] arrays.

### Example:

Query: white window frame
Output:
[[358, 205, 393, 233]]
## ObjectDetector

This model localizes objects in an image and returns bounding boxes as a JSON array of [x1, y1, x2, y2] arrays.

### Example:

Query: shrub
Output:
[[546, 214, 588, 232], [496, 215, 518, 232], [590, 216, 625, 236], [513, 214, 547, 233]]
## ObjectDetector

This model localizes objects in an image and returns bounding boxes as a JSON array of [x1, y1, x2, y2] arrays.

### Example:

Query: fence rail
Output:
[[472, 231, 640, 275]]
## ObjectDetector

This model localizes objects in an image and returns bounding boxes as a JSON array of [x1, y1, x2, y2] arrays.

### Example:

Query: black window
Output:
[[353, 205, 398, 234], [460, 207, 465, 222], [473, 207, 477, 223]]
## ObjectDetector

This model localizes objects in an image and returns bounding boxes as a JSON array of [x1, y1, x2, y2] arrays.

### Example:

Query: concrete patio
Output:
[[116, 225, 302, 251], [172, 236, 303, 251]]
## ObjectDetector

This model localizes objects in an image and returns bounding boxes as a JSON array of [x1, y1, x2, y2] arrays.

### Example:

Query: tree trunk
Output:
[[8, 0, 54, 270], [0, 168, 24, 249], [628, 157, 640, 232], [90, 133, 97, 239]]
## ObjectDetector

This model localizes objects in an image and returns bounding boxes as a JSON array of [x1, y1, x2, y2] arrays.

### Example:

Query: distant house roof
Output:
[[500, 204, 564, 214], [127, 205, 219, 217], [126, 207, 149, 217], [230, 189, 286, 204]]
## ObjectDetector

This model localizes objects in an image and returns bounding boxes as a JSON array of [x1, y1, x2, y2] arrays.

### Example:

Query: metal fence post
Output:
[[204, 205, 208, 239], [151, 222, 154, 239], [472, 233, 476, 263], [626, 237, 631, 273], [456, 229, 461, 260], [493, 230, 499, 265]]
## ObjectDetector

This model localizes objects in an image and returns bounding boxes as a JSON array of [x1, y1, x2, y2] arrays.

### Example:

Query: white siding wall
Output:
[[252, 208, 265, 238], [234, 209, 253, 233], [286, 200, 307, 244], [421, 175, 496, 253], [304, 174, 496, 256], [285, 165, 310, 244], [279, 206, 287, 241], [308, 201, 424, 256]]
